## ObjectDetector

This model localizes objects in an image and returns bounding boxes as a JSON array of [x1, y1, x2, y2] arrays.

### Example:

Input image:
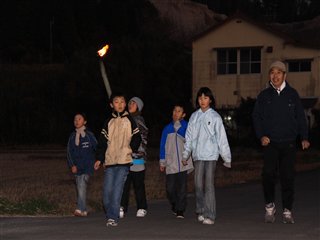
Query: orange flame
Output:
[[97, 44, 109, 57]]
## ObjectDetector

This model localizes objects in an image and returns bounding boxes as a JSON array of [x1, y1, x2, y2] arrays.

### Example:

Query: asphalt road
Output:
[[1, 169, 319, 240]]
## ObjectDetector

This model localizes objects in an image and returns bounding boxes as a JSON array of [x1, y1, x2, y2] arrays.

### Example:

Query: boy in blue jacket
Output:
[[160, 103, 193, 219], [67, 112, 97, 217]]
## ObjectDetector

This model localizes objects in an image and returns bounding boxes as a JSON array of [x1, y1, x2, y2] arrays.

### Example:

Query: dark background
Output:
[[0, 0, 319, 147]]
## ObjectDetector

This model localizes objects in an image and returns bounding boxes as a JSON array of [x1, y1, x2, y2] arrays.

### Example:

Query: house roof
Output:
[[270, 16, 320, 49], [192, 12, 320, 49]]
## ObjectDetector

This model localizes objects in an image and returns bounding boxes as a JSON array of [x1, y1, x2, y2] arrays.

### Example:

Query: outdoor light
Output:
[[224, 115, 232, 121]]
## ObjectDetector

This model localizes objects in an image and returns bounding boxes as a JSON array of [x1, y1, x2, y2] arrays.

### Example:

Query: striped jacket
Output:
[[96, 111, 141, 166]]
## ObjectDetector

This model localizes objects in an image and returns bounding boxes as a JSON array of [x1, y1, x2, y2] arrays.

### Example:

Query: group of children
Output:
[[67, 87, 232, 227]]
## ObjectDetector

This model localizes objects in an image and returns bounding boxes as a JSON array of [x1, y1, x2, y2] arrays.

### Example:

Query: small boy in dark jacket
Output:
[[67, 112, 97, 217]]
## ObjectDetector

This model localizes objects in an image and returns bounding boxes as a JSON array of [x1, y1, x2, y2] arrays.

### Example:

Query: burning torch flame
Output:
[[98, 44, 109, 57], [98, 44, 112, 98]]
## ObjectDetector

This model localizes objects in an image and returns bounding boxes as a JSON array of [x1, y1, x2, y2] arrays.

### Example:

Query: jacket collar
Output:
[[269, 80, 286, 91], [112, 110, 129, 118], [268, 81, 291, 93], [197, 107, 213, 114]]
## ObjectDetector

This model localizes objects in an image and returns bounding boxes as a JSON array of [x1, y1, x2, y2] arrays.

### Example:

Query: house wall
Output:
[[192, 18, 320, 108]]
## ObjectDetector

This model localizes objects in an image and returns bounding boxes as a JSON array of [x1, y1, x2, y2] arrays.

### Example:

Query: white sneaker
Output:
[[119, 207, 125, 218], [197, 215, 205, 222], [106, 219, 118, 227], [136, 209, 147, 217], [82, 211, 88, 217], [74, 209, 87, 217], [283, 209, 295, 224], [265, 203, 276, 223], [203, 218, 215, 225]]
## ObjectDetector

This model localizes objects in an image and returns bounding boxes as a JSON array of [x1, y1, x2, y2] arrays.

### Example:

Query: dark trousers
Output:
[[121, 170, 147, 212], [166, 171, 188, 212], [262, 141, 296, 210]]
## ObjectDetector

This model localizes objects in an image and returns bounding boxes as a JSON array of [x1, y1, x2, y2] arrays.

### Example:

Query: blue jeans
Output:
[[75, 174, 90, 212], [194, 161, 217, 220], [103, 165, 129, 222]]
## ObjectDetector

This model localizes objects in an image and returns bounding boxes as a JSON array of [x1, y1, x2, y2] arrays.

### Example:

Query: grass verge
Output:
[[0, 197, 57, 215], [0, 147, 319, 216]]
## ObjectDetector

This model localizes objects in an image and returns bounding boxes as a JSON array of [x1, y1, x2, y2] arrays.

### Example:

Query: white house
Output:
[[192, 13, 320, 112]]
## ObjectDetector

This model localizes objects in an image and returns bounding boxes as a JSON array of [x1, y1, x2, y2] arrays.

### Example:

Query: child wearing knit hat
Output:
[[120, 97, 149, 218]]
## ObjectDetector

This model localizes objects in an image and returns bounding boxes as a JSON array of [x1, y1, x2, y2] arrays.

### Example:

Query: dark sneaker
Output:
[[171, 205, 177, 215], [283, 209, 295, 224], [265, 203, 276, 223], [106, 219, 118, 227], [176, 211, 184, 219]]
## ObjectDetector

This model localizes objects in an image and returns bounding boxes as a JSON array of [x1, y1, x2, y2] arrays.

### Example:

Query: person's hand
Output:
[[182, 160, 188, 166], [260, 136, 270, 146], [71, 165, 77, 174], [94, 161, 101, 170], [223, 162, 231, 168], [159, 166, 165, 172], [301, 140, 310, 150]]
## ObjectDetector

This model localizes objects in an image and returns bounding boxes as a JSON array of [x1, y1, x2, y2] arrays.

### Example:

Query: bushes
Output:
[[218, 97, 259, 149], [224, 97, 320, 150]]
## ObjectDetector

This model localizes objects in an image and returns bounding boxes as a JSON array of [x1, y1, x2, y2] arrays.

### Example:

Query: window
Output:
[[217, 49, 237, 74], [216, 47, 261, 75], [240, 48, 261, 74], [288, 60, 311, 72]]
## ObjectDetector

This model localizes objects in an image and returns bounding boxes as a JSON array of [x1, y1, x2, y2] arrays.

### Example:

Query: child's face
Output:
[[128, 100, 138, 114], [198, 94, 211, 111], [172, 106, 185, 122], [74, 114, 86, 129], [110, 96, 126, 112]]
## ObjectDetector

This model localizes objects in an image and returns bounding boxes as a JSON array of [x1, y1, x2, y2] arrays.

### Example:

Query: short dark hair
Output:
[[75, 112, 87, 122], [173, 102, 186, 113], [195, 87, 215, 108], [109, 92, 127, 103]]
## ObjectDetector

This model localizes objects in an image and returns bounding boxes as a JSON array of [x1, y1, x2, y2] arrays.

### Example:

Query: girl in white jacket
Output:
[[182, 87, 231, 225]]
